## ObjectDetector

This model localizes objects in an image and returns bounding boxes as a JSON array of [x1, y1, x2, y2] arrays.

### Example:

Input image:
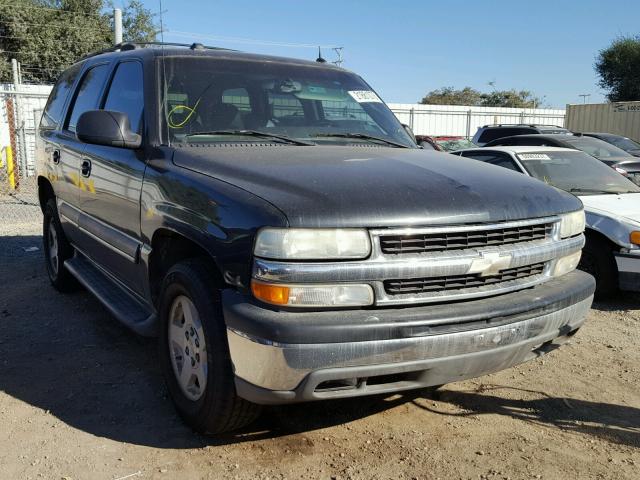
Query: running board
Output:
[[65, 254, 157, 337]]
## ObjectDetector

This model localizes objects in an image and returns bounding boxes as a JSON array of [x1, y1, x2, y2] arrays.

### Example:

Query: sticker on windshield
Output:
[[518, 153, 551, 160], [348, 90, 382, 103]]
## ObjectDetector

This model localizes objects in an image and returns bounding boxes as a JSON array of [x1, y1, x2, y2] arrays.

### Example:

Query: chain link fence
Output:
[[1, 84, 51, 236]]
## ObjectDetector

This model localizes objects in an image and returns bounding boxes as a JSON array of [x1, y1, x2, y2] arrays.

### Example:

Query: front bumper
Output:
[[223, 270, 594, 404], [615, 252, 640, 291]]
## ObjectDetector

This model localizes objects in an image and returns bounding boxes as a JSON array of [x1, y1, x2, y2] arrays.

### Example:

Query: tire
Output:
[[43, 198, 78, 292], [158, 259, 261, 434], [578, 235, 618, 299]]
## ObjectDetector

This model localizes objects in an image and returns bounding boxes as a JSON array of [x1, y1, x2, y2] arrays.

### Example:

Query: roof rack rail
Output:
[[79, 41, 232, 61], [480, 123, 565, 128]]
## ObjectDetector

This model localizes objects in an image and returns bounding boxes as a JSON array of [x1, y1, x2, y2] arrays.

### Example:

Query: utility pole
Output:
[[114, 8, 123, 45], [578, 94, 591, 104]]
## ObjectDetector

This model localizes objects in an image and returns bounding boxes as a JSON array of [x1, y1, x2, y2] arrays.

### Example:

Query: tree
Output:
[[0, 0, 157, 84], [595, 35, 640, 102], [420, 86, 542, 108], [420, 87, 482, 106], [480, 89, 541, 108]]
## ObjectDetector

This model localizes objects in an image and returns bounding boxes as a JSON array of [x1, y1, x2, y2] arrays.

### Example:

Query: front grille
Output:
[[379, 223, 553, 255], [384, 262, 546, 295]]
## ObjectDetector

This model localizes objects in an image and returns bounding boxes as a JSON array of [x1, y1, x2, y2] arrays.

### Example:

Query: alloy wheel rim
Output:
[[168, 295, 208, 401], [48, 221, 59, 276]]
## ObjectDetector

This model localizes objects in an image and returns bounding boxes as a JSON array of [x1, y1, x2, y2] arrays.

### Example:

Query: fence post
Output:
[[409, 108, 415, 130], [11, 58, 29, 180], [465, 109, 472, 139]]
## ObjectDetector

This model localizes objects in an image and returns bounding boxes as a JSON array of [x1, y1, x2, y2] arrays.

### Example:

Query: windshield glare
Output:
[[565, 137, 631, 158], [517, 150, 640, 194], [161, 57, 415, 147]]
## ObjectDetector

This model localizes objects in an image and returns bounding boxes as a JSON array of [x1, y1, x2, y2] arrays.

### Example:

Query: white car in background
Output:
[[453, 146, 640, 298]]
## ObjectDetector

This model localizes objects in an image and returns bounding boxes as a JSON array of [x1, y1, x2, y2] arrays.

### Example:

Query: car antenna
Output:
[[316, 46, 327, 63], [159, 0, 170, 147]]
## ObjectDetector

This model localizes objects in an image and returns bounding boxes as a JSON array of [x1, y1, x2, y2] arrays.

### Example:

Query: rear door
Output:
[[37, 63, 82, 219], [76, 60, 147, 295], [55, 62, 111, 245]]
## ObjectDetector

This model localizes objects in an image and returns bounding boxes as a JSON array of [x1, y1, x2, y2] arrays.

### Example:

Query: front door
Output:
[[76, 60, 147, 296]]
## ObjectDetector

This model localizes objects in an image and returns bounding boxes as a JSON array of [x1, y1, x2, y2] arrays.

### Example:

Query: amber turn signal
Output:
[[630, 231, 640, 246], [251, 280, 290, 305]]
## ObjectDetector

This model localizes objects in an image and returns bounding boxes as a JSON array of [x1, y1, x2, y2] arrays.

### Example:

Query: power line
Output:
[[166, 30, 342, 49]]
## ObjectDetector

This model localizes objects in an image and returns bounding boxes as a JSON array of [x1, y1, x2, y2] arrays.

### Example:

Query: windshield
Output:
[[564, 136, 632, 159], [160, 57, 415, 147], [517, 150, 640, 195], [603, 135, 640, 152]]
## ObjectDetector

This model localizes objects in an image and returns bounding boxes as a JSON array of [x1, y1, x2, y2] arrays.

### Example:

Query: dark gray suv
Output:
[[36, 42, 594, 434]]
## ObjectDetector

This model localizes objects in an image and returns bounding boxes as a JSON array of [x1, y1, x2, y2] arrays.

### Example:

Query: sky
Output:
[[132, 0, 640, 108]]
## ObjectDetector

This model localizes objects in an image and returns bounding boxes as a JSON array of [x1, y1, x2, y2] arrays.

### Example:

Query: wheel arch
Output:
[[37, 176, 55, 212], [148, 228, 226, 305]]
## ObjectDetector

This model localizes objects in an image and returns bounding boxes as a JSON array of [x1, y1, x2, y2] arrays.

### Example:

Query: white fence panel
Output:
[[388, 103, 566, 138]]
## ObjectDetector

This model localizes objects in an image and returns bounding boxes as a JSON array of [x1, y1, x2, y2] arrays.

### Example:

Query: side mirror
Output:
[[76, 110, 142, 149], [402, 123, 417, 143]]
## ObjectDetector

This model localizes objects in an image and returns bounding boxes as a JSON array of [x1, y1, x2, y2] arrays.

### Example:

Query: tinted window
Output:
[[66, 64, 110, 133], [461, 151, 521, 172], [103, 62, 144, 134], [41, 63, 82, 129], [479, 127, 532, 143], [564, 137, 632, 159]]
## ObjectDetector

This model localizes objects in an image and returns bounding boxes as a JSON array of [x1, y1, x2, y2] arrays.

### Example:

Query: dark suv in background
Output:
[[36, 42, 593, 434], [472, 124, 571, 146]]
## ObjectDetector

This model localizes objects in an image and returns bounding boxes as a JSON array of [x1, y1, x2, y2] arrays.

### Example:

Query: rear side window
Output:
[[40, 64, 82, 130], [66, 63, 110, 133], [103, 61, 144, 134]]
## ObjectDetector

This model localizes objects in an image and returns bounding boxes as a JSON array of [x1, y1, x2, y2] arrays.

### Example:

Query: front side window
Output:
[[66, 63, 110, 133], [161, 57, 415, 148], [103, 61, 144, 134], [41, 63, 82, 130], [517, 150, 640, 194]]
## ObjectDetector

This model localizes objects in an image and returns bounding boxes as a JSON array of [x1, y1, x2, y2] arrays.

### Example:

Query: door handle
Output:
[[52, 150, 60, 165], [81, 159, 92, 177]]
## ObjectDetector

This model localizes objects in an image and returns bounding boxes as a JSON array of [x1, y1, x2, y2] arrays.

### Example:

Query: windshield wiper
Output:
[[185, 130, 315, 146], [311, 132, 411, 148], [569, 188, 620, 195]]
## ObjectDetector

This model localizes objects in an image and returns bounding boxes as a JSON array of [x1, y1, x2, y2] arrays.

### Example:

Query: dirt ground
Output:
[[1, 225, 638, 480]]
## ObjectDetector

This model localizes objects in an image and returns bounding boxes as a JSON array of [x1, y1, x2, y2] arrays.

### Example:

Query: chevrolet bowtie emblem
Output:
[[467, 251, 512, 277]]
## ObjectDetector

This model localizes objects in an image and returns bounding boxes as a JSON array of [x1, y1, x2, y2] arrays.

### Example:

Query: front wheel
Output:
[[158, 259, 261, 434], [578, 236, 618, 299]]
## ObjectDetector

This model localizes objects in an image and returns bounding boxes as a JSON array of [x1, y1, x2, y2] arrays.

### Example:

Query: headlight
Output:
[[254, 228, 371, 260], [552, 251, 582, 277], [251, 280, 374, 307], [559, 210, 585, 239]]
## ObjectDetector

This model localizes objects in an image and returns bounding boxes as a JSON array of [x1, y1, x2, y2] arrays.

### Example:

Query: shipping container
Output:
[[565, 101, 640, 142]]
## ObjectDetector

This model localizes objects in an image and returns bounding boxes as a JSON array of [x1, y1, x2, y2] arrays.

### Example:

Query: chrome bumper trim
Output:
[[227, 295, 592, 391]]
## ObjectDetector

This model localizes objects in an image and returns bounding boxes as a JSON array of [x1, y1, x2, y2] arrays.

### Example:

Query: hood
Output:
[[172, 145, 582, 228], [580, 193, 640, 225]]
